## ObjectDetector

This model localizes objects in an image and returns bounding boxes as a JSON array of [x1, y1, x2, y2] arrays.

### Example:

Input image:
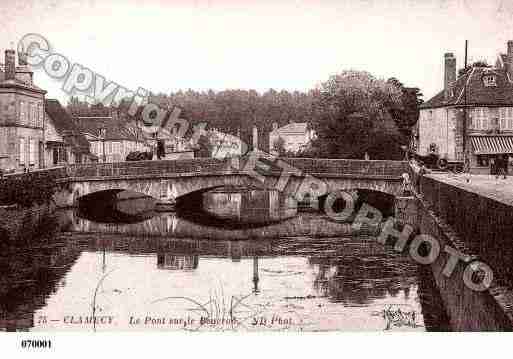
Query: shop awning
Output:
[[470, 136, 513, 155]]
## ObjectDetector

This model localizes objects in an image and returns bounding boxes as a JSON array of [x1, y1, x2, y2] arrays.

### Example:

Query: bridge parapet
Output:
[[277, 158, 409, 177], [65, 158, 233, 178], [3, 166, 67, 180], [63, 157, 409, 180]]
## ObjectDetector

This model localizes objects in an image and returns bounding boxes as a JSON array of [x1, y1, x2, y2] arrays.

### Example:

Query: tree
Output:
[[387, 77, 423, 140], [309, 70, 406, 160], [149, 89, 318, 148]]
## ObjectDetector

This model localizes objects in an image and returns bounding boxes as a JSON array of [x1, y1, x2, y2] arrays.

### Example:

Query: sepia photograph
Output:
[[0, 0, 513, 357]]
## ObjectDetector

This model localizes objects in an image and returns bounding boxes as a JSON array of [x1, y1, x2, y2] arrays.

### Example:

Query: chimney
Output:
[[18, 50, 28, 66], [252, 125, 258, 150], [4, 49, 15, 81], [507, 40, 513, 80], [444, 52, 456, 100]]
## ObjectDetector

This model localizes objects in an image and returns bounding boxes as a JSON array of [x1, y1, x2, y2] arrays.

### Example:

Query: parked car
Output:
[[126, 151, 153, 161]]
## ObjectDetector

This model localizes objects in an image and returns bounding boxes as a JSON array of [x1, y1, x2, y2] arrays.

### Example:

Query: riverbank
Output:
[[0, 202, 55, 242]]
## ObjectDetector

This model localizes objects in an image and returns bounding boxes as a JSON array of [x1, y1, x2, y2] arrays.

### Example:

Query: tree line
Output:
[[67, 70, 423, 160]]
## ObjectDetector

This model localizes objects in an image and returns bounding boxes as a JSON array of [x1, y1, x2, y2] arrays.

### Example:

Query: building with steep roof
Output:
[[0, 49, 47, 172], [44, 99, 95, 166], [418, 41, 513, 170], [73, 115, 150, 162]]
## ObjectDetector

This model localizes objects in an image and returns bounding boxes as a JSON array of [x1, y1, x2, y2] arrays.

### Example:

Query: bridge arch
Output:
[[321, 178, 402, 198], [66, 169, 404, 207], [69, 174, 286, 205], [76, 188, 158, 224]]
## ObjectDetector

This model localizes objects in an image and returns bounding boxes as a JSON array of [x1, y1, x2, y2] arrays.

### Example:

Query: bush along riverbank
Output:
[[0, 171, 58, 207], [0, 172, 58, 242]]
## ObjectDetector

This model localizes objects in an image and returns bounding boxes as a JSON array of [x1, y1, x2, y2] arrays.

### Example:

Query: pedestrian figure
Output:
[[463, 156, 471, 183], [401, 173, 412, 196], [490, 156, 496, 179], [157, 140, 165, 160], [496, 155, 505, 180]]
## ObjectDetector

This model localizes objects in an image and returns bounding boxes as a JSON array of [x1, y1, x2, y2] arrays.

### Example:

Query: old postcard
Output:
[[1, 0, 513, 356]]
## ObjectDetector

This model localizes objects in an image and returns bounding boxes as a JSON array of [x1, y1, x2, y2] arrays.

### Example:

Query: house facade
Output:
[[44, 99, 95, 166], [418, 41, 513, 170], [0, 49, 46, 172], [155, 126, 196, 160], [269, 122, 313, 155], [208, 129, 244, 159], [73, 116, 150, 163]]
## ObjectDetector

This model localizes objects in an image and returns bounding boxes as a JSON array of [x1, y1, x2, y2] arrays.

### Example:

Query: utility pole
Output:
[[102, 240, 106, 273], [252, 256, 259, 294], [462, 40, 468, 161]]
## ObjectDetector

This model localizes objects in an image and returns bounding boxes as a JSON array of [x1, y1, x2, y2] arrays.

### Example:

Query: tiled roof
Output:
[[421, 67, 513, 109], [0, 66, 45, 93], [0, 77, 46, 94], [271, 122, 309, 135], [45, 99, 91, 154], [73, 116, 145, 142]]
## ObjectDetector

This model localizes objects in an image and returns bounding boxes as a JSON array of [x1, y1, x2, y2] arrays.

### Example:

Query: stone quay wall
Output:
[[411, 169, 513, 331]]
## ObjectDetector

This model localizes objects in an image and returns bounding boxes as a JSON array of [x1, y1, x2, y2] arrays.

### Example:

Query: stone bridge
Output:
[[52, 157, 410, 207]]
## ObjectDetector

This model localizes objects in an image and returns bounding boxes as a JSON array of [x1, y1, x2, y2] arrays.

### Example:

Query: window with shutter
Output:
[[19, 102, 25, 125], [483, 75, 497, 87], [19, 137, 25, 165], [31, 104, 36, 127], [29, 139, 36, 165]]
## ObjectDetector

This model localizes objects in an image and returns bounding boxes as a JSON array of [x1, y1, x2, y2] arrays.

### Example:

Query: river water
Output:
[[0, 189, 450, 332]]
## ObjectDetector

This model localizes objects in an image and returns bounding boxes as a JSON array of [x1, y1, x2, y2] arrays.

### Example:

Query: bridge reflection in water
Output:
[[0, 188, 451, 332], [202, 189, 298, 225]]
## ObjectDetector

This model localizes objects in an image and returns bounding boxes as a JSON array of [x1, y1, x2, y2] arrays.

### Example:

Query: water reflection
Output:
[[0, 219, 81, 332], [67, 210, 361, 240], [157, 254, 199, 271], [0, 191, 451, 332], [309, 248, 418, 306], [78, 190, 155, 224], [202, 189, 297, 225]]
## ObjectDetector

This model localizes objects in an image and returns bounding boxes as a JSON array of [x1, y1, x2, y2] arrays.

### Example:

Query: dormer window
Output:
[[483, 75, 497, 87]]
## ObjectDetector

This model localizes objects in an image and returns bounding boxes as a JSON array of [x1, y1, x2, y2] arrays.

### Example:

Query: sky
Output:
[[1, 0, 513, 104]]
